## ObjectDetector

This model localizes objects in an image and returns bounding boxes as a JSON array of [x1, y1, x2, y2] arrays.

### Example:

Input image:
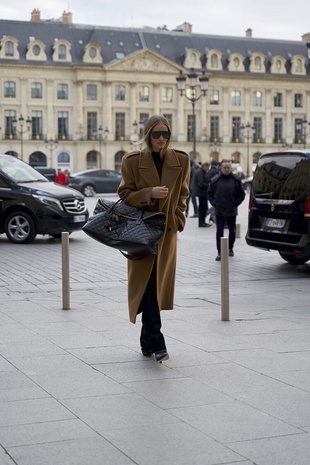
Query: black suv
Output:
[[246, 150, 310, 264], [0, 154, 89, 243]]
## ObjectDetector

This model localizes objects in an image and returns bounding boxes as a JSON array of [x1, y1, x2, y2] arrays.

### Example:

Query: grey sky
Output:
[[1, 0, 309, 41]]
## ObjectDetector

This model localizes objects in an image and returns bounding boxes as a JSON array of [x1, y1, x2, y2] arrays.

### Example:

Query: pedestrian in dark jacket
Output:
[[192, 162, 212, 227], [207, 159, 245, 260]]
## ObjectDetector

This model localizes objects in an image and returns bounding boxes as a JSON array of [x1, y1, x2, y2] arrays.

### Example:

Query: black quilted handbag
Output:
[[82, 197, 166, 260]]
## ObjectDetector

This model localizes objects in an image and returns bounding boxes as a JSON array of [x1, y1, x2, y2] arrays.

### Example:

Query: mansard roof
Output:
[[0, 18, 308, 74]]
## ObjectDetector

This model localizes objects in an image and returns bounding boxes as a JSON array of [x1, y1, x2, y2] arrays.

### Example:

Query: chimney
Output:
[[62, 11, 72, 24], [245, 28, 253, 38], [31, 8, 41, 22]]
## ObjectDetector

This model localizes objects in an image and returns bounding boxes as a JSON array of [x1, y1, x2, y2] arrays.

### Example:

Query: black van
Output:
[[246, 150, 310, 264], [0, 154, 89, 244]]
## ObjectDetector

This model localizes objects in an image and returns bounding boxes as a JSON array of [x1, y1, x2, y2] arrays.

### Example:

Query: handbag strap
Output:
[[119, 250, 148, 260]]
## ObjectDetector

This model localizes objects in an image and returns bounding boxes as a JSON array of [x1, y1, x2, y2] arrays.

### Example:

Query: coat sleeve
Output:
[[175, 154, 190, 232], [234, 179, 246, 206], [207, 181, 215, 206]]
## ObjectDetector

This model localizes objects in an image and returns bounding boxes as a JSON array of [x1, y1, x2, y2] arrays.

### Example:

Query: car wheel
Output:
[[279, 251, 310, 265], [83, 184, 95, 197], [4, 211, 37, 244]]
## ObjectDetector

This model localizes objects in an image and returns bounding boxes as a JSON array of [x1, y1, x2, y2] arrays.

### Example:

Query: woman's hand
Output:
[[151, 185, 169, 199]]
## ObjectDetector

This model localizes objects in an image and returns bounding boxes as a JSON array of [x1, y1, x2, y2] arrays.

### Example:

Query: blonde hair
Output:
[[143, 115, 171, 157]]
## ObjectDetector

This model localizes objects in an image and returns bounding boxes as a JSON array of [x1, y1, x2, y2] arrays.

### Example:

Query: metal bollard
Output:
[[221, 237, 229, 321], [61, 232, 70, 310], [236, 223, 241, 239]]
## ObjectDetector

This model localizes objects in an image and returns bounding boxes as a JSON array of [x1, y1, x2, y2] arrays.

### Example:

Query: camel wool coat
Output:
[[118, 147, 190, 323]]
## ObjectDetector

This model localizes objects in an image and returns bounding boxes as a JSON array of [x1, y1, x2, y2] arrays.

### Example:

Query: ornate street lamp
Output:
[[176, 68, 209, 159], [241, 122, 256, 177], [12, 114, 32, 161], [45, 138, 58, 166]]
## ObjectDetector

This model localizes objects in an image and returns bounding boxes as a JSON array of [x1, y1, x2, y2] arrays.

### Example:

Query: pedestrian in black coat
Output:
[[207, 160, 245, 260], [192, 162, 212, 227]]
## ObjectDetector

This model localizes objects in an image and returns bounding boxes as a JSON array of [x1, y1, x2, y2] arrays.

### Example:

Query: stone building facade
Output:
[[1, 9, 310, 176]]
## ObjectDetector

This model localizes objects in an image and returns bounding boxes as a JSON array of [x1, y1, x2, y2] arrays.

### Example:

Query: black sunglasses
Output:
[[151, 131, 170, 140]]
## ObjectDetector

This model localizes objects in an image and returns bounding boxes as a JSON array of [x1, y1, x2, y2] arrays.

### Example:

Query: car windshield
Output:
[[0, 156, 48, 183], [253, 152, 310, 200]]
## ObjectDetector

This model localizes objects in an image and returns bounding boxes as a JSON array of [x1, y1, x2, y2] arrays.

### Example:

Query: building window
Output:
[[115, 85, 126, 101], [87, 112, 98, 139], [139, 86, 149, 102], [210, 89, 219, 105], [294, 93, 303, 108], [210, 116, 220, 141], [5, 41, 14, 57], [187, 115, 195, 141], [294, 118, 303, 143], [162, 87, 173, 103], [138, 113, 149, 137], [4, 110, 16, 139], [231, 116, 241, 142], [87, 84, 97, 101], [231, 90, 241, 106], [210, 54, 218, 68], [163, 114, 172, 131], [4, 81, 16, 98], [58, 112, 69, 139], [252, 91, 262, 106], [274, 117, 283, 143], [31, 82, 42, 99], [32, 44, 41, 56], [57, 83, 68, 100], [31, 111, 43, 140], [274, 92, 283, 107], [254, 56, 262, 70], [87, 151, 98, 169], [115, 112, 125, 140], [295, 59, 303, 73], [253, 117, 262, 142], [58, 44, 66, 59], [89, 47, 97, 58]]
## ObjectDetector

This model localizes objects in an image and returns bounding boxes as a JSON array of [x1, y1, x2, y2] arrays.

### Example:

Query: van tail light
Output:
[[304, 196, 310, 220]]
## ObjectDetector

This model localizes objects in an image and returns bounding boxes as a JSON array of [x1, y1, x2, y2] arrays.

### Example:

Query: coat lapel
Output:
[[138, 148, 160, 186]]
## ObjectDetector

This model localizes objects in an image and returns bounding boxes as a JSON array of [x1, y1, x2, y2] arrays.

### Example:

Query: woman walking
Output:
[[118, 115, 190, 362]]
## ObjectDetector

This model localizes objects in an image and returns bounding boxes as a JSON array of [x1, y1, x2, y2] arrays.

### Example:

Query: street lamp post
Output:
[[45, 138, 58, 166], [241, 122, 255, 177], [176, 69, 209, 159], [12, 114, 32, 161]]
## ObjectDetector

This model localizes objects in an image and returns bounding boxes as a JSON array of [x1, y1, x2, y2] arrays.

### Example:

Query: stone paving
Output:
[[0, 194, 310, 465]]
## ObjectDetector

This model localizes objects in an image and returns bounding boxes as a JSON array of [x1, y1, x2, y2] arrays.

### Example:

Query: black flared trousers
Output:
[[139, 261, 166, 353]]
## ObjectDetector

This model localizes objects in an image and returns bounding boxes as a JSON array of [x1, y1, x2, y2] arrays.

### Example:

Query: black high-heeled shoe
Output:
[[155, 350, 169, 362]]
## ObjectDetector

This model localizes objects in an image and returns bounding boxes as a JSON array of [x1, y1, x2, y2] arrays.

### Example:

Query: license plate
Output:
[[266, 218, 286, 229], [73, 215, 86, 223]]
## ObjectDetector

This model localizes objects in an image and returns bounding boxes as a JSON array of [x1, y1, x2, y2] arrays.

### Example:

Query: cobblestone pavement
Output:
[[0, 194, 310, 465]]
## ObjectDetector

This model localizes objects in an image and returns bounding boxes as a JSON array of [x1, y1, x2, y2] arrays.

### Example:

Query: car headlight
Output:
[[33, 195, 64, 211]]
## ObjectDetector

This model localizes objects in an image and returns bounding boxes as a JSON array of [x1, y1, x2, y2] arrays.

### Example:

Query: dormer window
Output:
[[5, 41, 14, 57], [33, 44, 40, 56], [89, 47, 97, 58], [58, 44, 66, 59]]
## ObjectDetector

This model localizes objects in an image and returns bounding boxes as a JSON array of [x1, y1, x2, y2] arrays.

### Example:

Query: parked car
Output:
[[246, 150, 310, 264], [33, 167, 56, 182], [0, 154, 89, 243], [67, 169, 122, 197]]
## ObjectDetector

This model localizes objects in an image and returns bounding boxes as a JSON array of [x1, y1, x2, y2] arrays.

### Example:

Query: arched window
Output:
[[58, 151, 70, 164], [254, 56, 262, 70], [5, 150, 18, 157], [231, 151, 240, 163], [253, 152, 262, 164], [58, 44, 67, 59], [87, 150, 98, 169], [5, 41, 14, 57], [29, 151, 47, 166], [115, 150, 125, 172], [211, 54, 218, 68]]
